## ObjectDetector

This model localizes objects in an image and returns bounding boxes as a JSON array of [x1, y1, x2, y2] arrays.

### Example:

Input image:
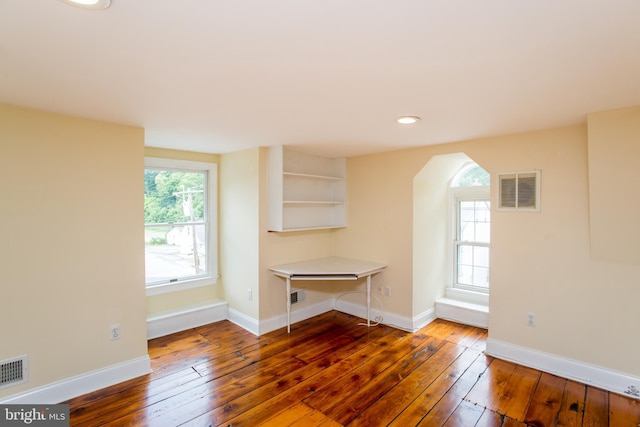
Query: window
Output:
[[451, 164, 490, 293], [144, 158, 217, 294]]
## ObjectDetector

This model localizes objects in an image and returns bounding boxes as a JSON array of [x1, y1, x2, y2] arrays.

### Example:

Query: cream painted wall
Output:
[[587, 106, 640, 264], [220, 148, 261, 319], [0, 104, 148, 399], [337, 123, 640, 377], [221, 147, 338, 325], [332, 149, 424, 317], [143, 147, 222, 317], [7, 101, 637, 400], [146, 286, 220, 316], [485, 124, 639, 376], [261, 230, 336, 321], [259, 148, 340, 323], [413, 153, 471, 315]]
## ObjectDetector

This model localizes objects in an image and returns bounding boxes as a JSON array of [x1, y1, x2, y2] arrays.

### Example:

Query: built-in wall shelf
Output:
[[268, 146, 346, 232]]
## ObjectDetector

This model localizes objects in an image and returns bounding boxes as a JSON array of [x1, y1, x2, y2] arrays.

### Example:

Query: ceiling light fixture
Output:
[[397, 116, 420, 124], [60, 0, 111, 10]]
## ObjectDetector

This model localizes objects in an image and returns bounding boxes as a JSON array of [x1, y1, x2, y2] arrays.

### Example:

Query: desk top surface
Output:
[[269, 256, 387, 277]]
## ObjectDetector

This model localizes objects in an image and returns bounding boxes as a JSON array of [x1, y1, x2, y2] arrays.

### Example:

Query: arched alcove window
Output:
[[452, 164, 491, 187], [450, 163, 490, 293]]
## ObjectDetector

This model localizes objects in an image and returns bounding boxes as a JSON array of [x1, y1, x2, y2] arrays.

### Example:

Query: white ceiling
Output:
[[1, 1, 639, 157]]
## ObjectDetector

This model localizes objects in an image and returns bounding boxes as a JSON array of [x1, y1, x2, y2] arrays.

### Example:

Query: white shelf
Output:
[[268, 146, 346, 232], [283, 201, 344, 206], [283, 172, 343, 181]]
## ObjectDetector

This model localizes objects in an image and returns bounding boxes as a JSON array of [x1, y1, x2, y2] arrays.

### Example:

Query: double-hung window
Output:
[[144, 158, 217, 294], [451, 164, 490, 293]]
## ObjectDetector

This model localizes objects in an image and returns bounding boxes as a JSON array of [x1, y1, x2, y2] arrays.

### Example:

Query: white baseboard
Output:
[[230, 296, 416, 336], [0, 355, 151, 404], [147, 300, 228, 339], [334, 297, 418, 332], [227, 307, 260, 335], [487, 338, 640, 400], [412, 307, 437, 332], [435, 298, 489, 329], [258, 300, 335, 335]]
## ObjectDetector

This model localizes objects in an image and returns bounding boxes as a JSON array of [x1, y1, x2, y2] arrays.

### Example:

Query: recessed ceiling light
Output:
[[397, 116, 420, 124], [60, 0, 111, 9]]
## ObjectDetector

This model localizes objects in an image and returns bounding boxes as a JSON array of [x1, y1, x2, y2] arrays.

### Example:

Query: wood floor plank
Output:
[[442, 399, 484, 426], [64, 312, 639, 427], [70, 367, 203, 425], [259, 402, 342, 427], [189, 332, 407, 426], [475, 408, 505, 427], [498, 364, 541, 421], [523, 372, 566, 426], [465, 360, 540, 422], [502, 416, 529, 427], [465, 358, 518, 411], [556, 379, 587, 427], [609, 391, 640, 427], [582, 386, 609, 427], [210, 328, 405, 427], [115, 356, 312, 426], [410, 353, 492, 426], [322, 335, 449, 425], [304, 333, 443, 424], [349, 342, 473, 427]]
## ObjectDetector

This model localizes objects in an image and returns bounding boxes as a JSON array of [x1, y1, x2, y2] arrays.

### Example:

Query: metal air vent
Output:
[[0, 355, 28, 390]]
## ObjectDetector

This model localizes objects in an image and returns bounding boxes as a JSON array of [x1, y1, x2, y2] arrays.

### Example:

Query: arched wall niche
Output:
[[412, 152, 483, 317]]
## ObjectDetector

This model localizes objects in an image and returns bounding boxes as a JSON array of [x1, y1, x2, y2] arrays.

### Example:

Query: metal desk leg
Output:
[[286, 277, 291, 333], [366, 274, 371, 327]]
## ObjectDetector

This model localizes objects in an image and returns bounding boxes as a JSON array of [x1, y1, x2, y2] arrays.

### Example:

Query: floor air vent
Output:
[[0, 355, 28, 390]]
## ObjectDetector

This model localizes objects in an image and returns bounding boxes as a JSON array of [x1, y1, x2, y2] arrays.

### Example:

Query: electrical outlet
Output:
[[110, 324, 121, 341], [248, 289, 252, 301], [526, 312, 536, 327], [385, 287, 391, 297]]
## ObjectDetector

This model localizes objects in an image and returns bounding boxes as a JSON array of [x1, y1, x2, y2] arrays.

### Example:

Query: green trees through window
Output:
[[144, 168, 208, 286]]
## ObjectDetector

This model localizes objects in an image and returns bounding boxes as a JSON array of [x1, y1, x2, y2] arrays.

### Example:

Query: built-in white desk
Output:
[[269, 256, 387, 332]]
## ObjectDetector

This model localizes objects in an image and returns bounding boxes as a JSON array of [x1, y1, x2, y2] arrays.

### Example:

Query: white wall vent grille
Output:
[[497, 170, 541, 211], [290, 289, 306, 305], [0, 355, 28, 390]]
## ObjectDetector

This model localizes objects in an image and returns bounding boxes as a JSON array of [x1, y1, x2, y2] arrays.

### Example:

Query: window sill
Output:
[[146, 276, 219, 296], [435, 297, 489, 329], [445, 287, 489, 307]]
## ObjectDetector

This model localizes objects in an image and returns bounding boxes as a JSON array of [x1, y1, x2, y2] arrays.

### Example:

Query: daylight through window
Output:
[[144, 166, 209, 287], [451, 164, 490, 292]]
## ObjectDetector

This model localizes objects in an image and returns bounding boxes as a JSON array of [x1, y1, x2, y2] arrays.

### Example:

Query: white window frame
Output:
[[451, 186, 491, 294], [144, 157, 218, 296]]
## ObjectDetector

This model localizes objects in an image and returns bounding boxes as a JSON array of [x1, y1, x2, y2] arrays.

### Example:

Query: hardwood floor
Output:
[[66, 311, 640, 426]]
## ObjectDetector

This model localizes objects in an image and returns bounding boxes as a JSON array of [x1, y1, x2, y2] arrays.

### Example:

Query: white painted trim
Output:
[[147, 300, 228, 339], [487, 338, 640, 400], [237, 295, 419, 336], [258, 300, 334, 335], [144, 157, 219, 289], [435, 298, 489, 329], [412, 307, 437, 332], [444, 287, 489, 306], [227, 307, 260, 336], [334, 298, 417, 332], [146, 276, 219, 296], [0, 356, 151, 404]]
